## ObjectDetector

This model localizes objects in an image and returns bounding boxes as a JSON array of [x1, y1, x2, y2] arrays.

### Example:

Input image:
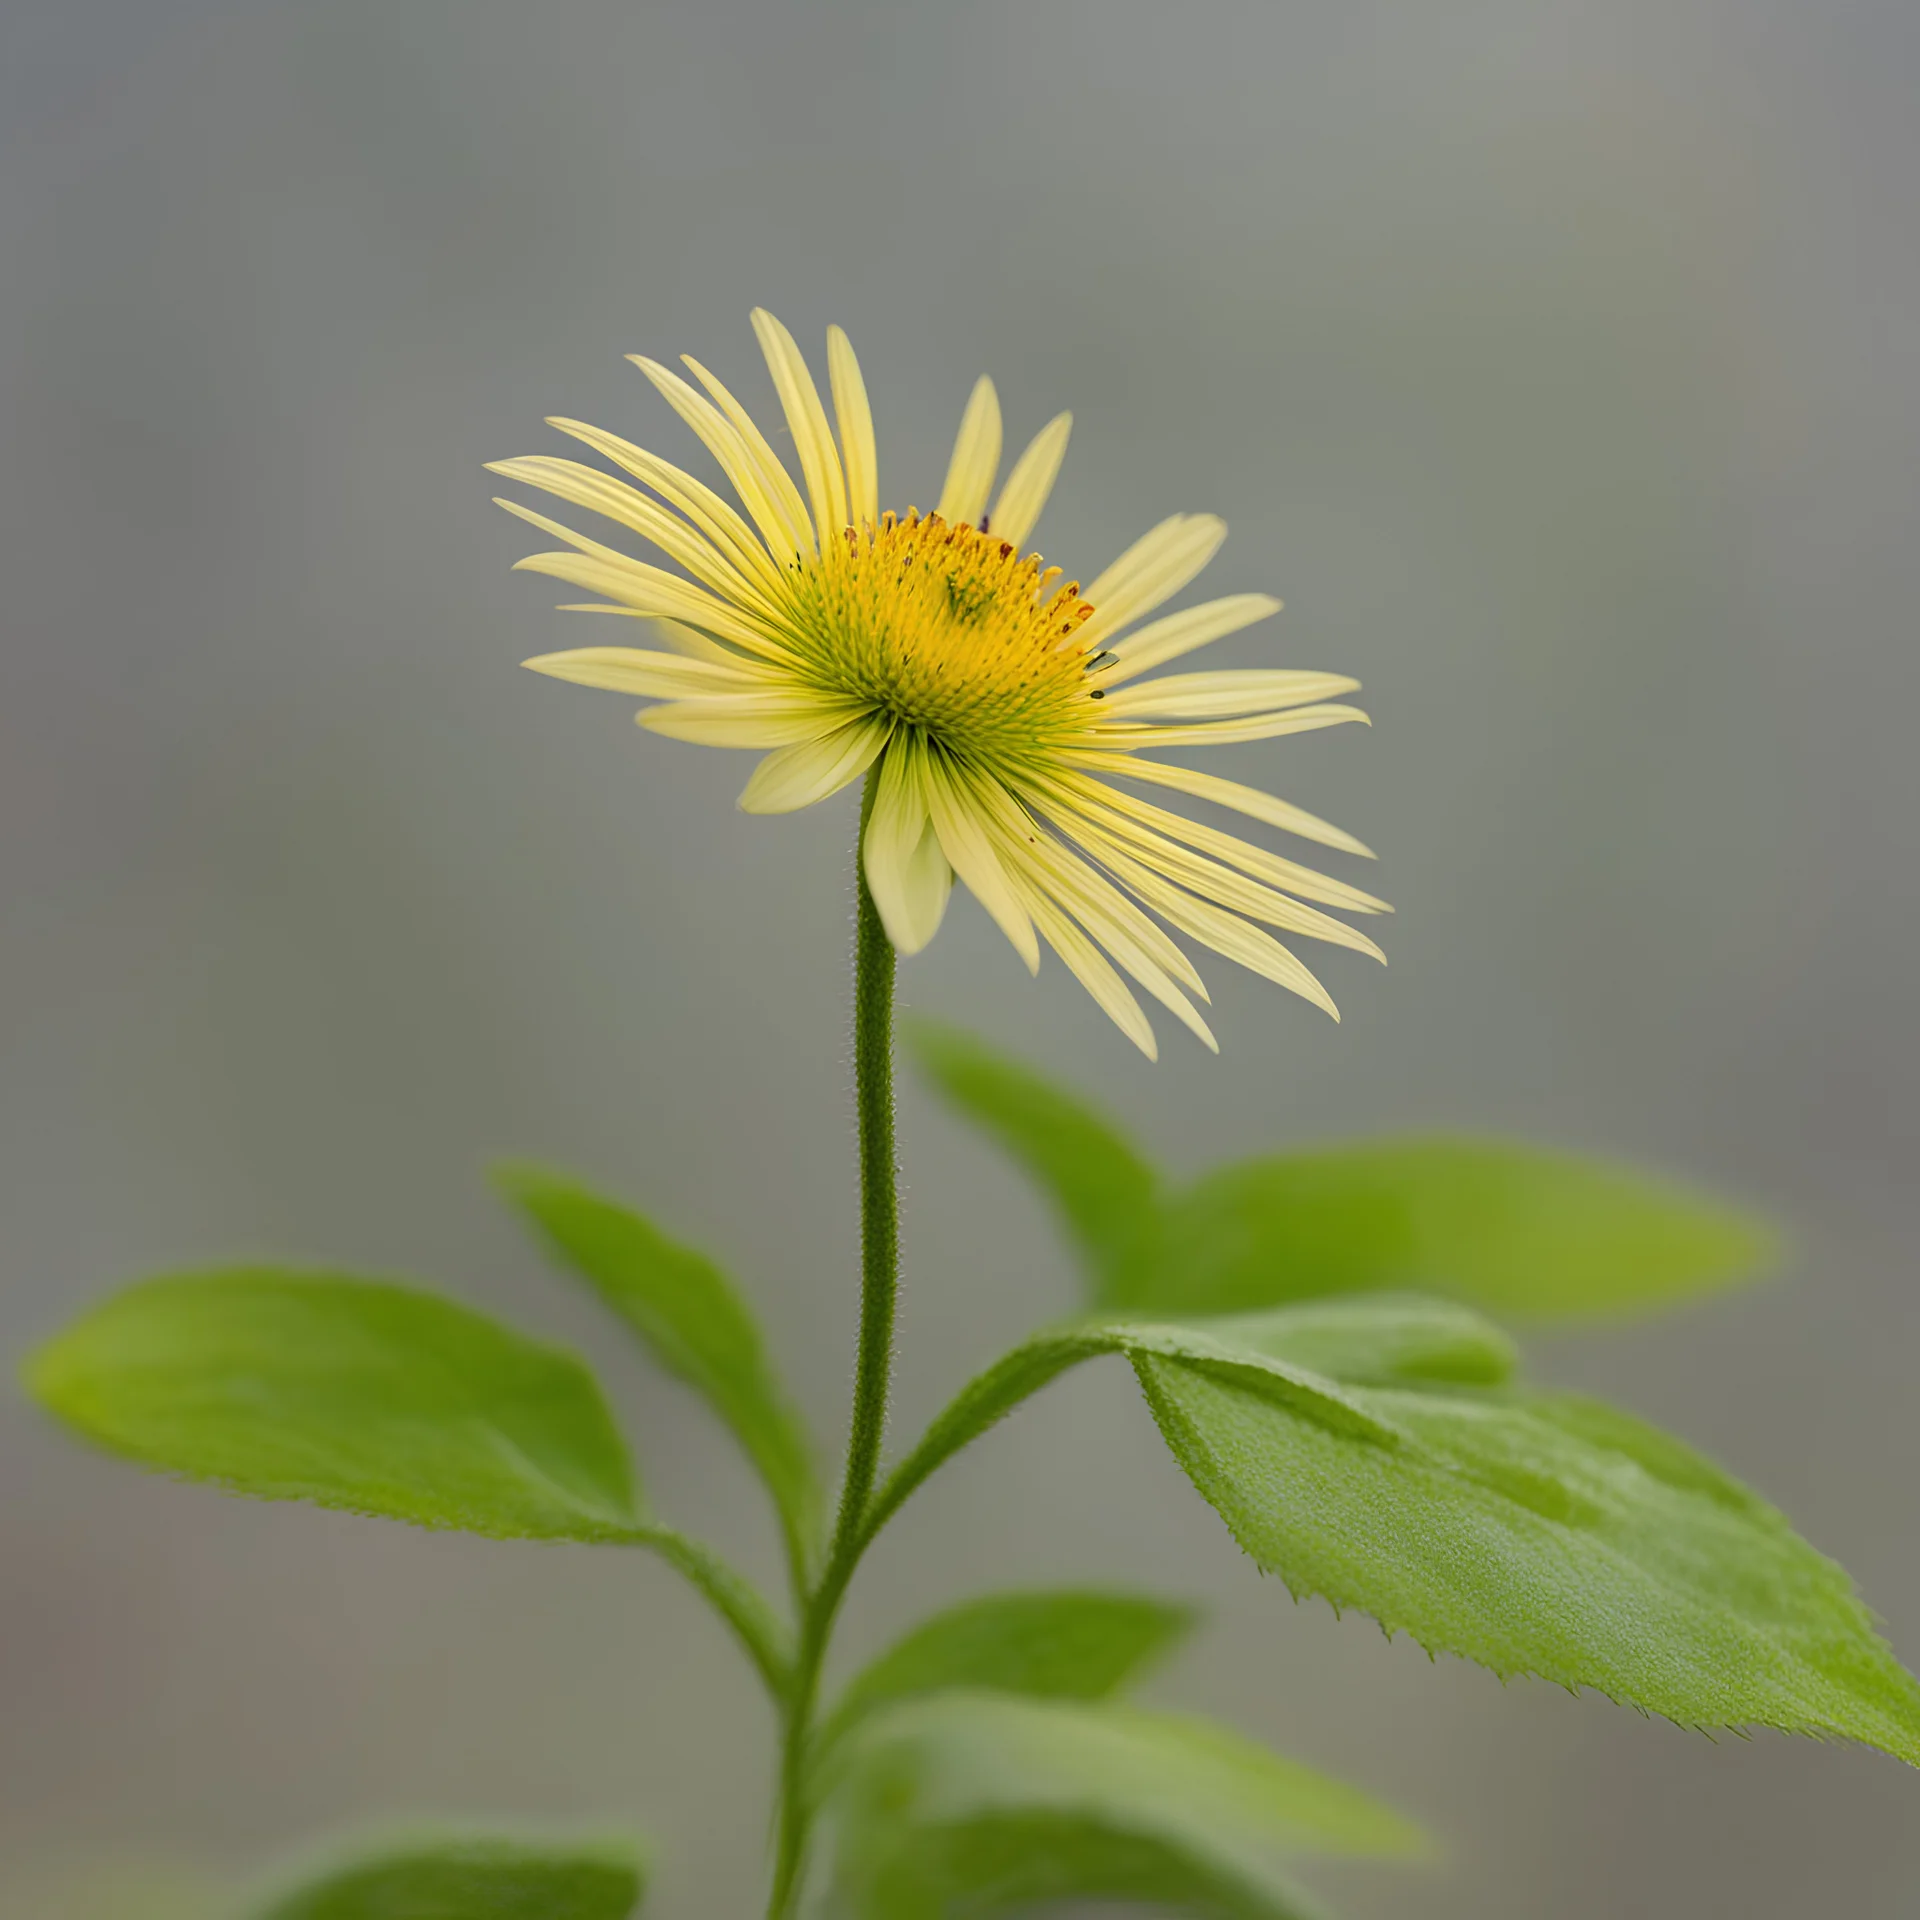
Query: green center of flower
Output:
[[780, 512, 1099, 764]]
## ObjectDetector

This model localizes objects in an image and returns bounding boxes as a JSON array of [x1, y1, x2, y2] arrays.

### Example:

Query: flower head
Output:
[[493, 310, 1386, 1056]]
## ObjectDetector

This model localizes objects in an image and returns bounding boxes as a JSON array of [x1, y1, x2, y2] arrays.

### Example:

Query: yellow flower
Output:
[[493, 310, 1386, 1056]]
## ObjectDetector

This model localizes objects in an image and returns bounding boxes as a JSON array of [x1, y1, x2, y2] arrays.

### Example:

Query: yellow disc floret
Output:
[[779, 512, 1100, 765]]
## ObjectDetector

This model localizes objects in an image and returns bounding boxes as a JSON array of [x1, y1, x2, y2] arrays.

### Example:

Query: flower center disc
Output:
[[783, 512, 1097, 765]]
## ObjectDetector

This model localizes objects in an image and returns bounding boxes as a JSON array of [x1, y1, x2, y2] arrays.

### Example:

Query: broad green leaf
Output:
[[1144, 1138, 1777, 1319], [27, 1270, 639, 1542], [822, 1589, 1195, 1754], [253, 1833, 646, 1919], [874, 1296, 1920, 1763], [864, 1296, 1512, 1546], [906, 1019, 1159, 1285], [1133, 1354, 1920, 1764], [497, 1164, 821, 1571], [910, 1025, 1775, 1321], [824, 1693, 1423, 1920]]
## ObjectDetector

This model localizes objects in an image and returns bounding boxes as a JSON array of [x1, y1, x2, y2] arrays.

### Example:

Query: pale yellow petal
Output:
[[1095, 669, 1361, 721], [738, 716, 889, 814], [863, 740, 953, 953], [508, 545, 782, 659], [545, 418, 788, 597], [546, 606, 748, 666], [752, 308, 849, 543], [1044, 784, 1384, 960], [1092, 704, 1370, 749], [488, 456, 767, 609], [1065, 776, 1390, 915], [827, 325, 879, 531], [935, 376, 1002, 528], [964, 778, 1207, 998], [922, 751, 1039, 971], [1004, 833, 1217, 1052], [628, 355, 813, 563], [988, 412, 1071, 550], [1100, 594, 1282, 683], [635, 616, 747, 666], [682, 353, 820, 556], [1065, 751, 1377, 859], [1075, 829, 1340, 1018], [1011, 872, 1159, 1059], [639, 692, 861, 747], [522, 646, 766, 697], [1076, 515, 1227, 649]]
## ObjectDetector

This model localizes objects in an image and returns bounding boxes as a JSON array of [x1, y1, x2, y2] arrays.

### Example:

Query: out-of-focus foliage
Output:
[[911, 1021, 1775, 1319], [250, 1834, 647, 1920], [822, 1694, 1423, 1918], [821, 1588, 1196, 1757], [498, 1164, 821, 1574]]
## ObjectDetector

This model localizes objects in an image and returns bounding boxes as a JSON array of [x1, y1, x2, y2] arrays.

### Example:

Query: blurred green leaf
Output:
[[822, 1589, 1195, 1755], [253, 1834, 646, 1919], [1135, 1353, 1920, 1764], [906, 1019, 1159, 1286], [497, 1164, 821, 1572], [824, 1693, 1422, 1919], [1148, 1138, 1776, 1319], [908, 1025, 1775, 1321], [26, 1270, 640, 1542]]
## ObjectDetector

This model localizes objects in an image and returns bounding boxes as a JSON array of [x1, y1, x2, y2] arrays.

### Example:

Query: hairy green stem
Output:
[[766, 782, 901, 1917]]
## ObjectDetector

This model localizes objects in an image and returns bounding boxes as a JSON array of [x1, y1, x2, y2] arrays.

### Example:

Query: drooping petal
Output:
[[738, 715, 890, 814], [1066, 776, 1390, 914], [752, 309, 849, 543], [521, 647, 766, 698], [1076, 515, 1227, 650], [1042, 784, 1385, 961], [1065, 750, 1377, 859], [827, 325, 879, 532], [1004, 829, 1219, 1053], [936, 376, 1003, 528], [1076, 826, 1341, 1018], [863, 740, 953, 952], [1013, 870, 1159, 1059], [1098, 593, 1283, 683], [1094, 669, 1361, 722], [989, 412, 1071, 549], [922, 750, 1039, 972]]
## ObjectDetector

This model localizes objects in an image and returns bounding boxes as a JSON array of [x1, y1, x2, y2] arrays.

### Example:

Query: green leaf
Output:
[[253, 1833, 646, 1919], [873, 1296, 1920, 1764], [822, 1589, 1195, 1755], [824, 1693, 1423, 1920], [864, 1295, 1510, 1546], [909, 1025, 1775, 1321], [905, 1019, 1159, 1286], [497, 1164, 821, 1572], [1147, 1138, 1778, 1320], [26, 1269, 640, 1542], [1133, 1353, 1920, 1764]]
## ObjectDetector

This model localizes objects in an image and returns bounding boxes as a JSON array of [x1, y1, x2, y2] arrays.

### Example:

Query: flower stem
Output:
[[766, 781, 900, 1917]]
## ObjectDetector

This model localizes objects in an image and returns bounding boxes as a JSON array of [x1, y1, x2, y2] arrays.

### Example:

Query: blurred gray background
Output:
[[3, 2, 1917, 1915]]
